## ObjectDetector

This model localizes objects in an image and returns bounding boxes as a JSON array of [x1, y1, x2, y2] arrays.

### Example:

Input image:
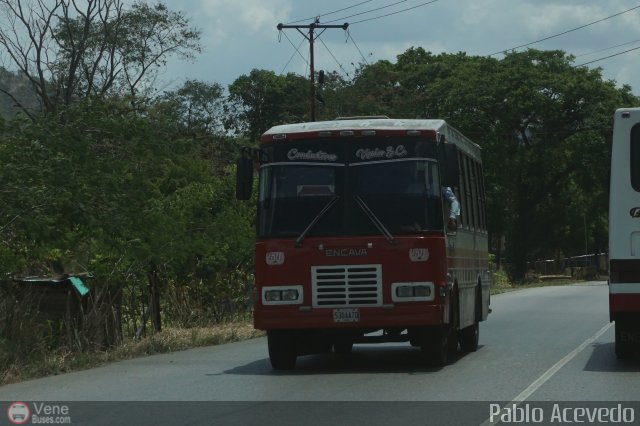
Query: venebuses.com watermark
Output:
[[7, 402, 72, 425]]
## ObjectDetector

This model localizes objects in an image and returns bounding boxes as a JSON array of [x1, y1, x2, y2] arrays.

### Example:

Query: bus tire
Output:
[[423, 325, 456, 367], [459, 322, 479, 352], [615, 321, 632, 360], [268, 330, 297, 370], [422, 290, 458, 367], [460, 285, 481, 352]]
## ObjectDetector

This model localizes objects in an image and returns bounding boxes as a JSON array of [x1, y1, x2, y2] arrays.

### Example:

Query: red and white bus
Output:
[[237, 117, 490, 369], [609, 107, 640, 358]]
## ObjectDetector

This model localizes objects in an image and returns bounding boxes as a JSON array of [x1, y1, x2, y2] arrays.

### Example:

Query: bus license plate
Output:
[[333, 308, 360, 323]]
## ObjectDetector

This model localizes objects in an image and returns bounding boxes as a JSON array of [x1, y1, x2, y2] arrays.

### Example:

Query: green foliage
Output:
[[227, 69, 308, 139], [0, 96, 256, 350], [0, 1, 258, 376], [154, 80, 226, 136], [301, 47, 638, 279]]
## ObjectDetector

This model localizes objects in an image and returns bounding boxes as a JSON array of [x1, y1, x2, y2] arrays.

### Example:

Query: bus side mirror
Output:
[[236, 147, 254, 200], [441, 143, 459, 188]]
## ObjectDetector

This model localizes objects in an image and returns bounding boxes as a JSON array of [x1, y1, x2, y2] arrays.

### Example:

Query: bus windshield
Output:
[[258, 159, 444, 238], [350, 159, 443, 235]]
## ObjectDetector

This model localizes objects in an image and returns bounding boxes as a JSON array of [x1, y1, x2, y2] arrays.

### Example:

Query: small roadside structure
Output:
[[13, 274, 92, 346]]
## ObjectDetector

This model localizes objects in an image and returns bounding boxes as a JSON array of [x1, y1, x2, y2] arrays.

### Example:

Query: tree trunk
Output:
[[147, 263, 162, 332]]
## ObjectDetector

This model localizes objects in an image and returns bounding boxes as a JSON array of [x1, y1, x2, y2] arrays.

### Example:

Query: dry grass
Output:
[[490, 268, 586, 295], [1, 321, 264, 386]]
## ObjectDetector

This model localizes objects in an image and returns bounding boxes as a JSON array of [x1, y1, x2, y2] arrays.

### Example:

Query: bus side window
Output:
[[463, 155, 476, 230], [473, 161, 485, 231], [478, 164, 487, 231], [457, 151, 467, 228], [471, 159, 480, 231]]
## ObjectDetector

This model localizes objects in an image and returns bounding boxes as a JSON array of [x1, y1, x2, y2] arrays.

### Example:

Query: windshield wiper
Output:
[[353, 195, 395, 244], [295, 196, 339, 247]]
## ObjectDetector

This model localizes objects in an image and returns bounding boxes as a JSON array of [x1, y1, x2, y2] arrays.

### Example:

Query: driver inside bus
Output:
[[442, 186, 460, 232]]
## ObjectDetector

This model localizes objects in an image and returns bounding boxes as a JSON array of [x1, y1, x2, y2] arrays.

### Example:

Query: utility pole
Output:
[[277, 19, 348, 121]]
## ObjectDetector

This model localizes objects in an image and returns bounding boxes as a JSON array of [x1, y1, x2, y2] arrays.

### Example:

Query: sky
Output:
[[152, 1, 640, 96]]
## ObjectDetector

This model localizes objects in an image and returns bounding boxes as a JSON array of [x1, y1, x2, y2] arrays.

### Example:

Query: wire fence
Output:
[[526, 253, 608, 280]]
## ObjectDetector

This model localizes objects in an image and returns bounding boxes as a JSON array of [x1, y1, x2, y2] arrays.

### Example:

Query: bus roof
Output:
[[261, 118, 482, 158]]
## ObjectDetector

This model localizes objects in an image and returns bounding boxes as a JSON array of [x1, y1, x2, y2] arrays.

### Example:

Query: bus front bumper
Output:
[[254, 304, 445, 331]]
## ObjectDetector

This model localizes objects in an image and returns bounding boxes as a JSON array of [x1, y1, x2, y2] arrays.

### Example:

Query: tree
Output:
[[154, 79, 226, 137], [0, 67, 39, 117], [0, 0, 200, 117], [0, 94, 257, 343], [326, 47, 639, 278], [226, 69, 308, 140]]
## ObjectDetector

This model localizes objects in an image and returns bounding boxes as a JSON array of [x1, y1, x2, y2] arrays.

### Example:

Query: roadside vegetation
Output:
[[0, 0, 636, 385], [0, 268, 563, 386], [489, 269, 586, 295], [1, 317, 263, 386]]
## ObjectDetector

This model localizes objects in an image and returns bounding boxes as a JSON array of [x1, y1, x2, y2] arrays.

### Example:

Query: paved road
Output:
[[1, 281, 639, 425]]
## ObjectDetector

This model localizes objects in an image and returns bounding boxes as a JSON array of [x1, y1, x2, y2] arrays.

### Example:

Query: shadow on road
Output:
[[223, 345, 478, 376], [584, 342, 640, 372]]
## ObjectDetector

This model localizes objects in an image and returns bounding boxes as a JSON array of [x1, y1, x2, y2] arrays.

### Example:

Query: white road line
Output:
[[480, 322, 613, 426]]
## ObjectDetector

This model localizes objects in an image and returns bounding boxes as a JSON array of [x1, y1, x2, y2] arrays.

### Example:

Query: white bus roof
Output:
[[262, 118, 482, 158]]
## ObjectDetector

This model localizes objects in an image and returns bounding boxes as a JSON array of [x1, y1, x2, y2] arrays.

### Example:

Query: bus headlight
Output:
[[391, 282, 435, 302], [262, 286, 303, 305]]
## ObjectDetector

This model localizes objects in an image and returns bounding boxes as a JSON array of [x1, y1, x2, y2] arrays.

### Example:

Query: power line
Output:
[[280, 34, 307, 75], [350, 0, 440, 25], [574, 45, 640, 67], [348, 31, 370, 65], [574, 38, 640, 58], [487, 4, 640, 56], [279, 30, 309, 69], [286, 0, 376, 25], [317, 35, 350, 77], [288, 0, 439, 27], [325, 0, 411, 24]]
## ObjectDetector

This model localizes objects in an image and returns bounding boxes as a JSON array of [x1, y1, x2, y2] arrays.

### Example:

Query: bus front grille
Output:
[[311, 264, 382, 307]]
